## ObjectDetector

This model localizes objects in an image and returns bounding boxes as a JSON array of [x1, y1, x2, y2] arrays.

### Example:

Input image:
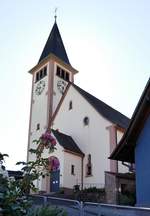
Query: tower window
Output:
[[43, 66, 47, 76], [65, 72, 69, 81], [40, 70, 43, 79], [35, 66, 47, 82], [69, 101, 73, 110], [56, 66, 70, 82], [71, 165, 75, 175], [36, 72, 40, 82], [56, 66, 61, 77], [61, 69, 65, 79], [36, 123, 40, 130], [83, 117, 89, 126]]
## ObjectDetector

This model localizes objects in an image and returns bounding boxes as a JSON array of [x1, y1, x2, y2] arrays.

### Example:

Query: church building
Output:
[[27, 19, 132, 203]]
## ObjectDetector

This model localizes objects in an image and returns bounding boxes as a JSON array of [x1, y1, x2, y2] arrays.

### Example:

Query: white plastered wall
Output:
[[63, 152, 82, 189], [28, 63, 50, 162], [52, 85, 113, 188], [52, 62, 72, 113]]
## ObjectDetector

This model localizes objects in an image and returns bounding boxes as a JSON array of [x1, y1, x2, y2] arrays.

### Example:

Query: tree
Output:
[[0, 131, 65, 216]]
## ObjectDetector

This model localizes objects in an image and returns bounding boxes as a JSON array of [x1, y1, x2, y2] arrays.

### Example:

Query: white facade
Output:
[[27, 23, 130, 193], [28, 71, 129, 191], [63, 152, 82, 188], [28, 57, 75, 163], [28, 63, 49, 162], [53, 62, 73, 112], [53, 85, 114, 188]]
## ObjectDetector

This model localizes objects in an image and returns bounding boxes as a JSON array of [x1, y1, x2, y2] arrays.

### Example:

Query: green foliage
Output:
[[27, 206, 67, 216], [74, 187, 106, 202], [83, 187, 105, 193], [119, 192, 136, 206], [0, 132, 61, 215], [0, 153, 8, 161], [73, 184, 80, 192]]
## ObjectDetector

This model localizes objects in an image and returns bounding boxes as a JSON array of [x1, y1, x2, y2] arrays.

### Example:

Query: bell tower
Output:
[[27, 20, 78, 162]]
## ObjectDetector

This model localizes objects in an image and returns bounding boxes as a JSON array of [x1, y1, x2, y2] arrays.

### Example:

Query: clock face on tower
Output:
[[57, 80, 67, 94], [35, 80, 46, 96]]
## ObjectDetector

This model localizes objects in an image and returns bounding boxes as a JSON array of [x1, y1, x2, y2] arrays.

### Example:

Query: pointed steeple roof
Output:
[[38, 22, 71, 65]]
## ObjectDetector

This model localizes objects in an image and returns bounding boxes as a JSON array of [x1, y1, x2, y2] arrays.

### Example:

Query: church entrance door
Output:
[[50, 170, 60, 192]]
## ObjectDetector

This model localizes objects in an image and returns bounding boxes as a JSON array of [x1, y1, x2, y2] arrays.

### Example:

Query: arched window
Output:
[[86, 154, 92, 176], [36, 123, 40, 130], [69, 101, 73, 110], [71, 165, 75, 175], [83, 116, 89, 126]]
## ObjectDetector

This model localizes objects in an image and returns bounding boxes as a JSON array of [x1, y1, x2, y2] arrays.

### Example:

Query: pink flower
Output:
[[40, 131, 56, 148], [47, 156, 60, 171], [51, 139, 56, 146]]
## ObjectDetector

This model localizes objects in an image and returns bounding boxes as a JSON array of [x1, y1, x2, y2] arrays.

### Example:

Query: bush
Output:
[[73, 185, 80, 192], [0, 131, 62, 215], [82, 187, 105, 193], [74, 187, 105, 202], [119, 192, 136, 206], [27, 206, 67, 216]]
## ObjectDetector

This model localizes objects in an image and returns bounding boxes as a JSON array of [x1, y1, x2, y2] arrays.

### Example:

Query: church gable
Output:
[[72, 84, 130, 129], [52, 84, 113, 148], [52, 83, 129, 131], [52, 85, 114, 185]]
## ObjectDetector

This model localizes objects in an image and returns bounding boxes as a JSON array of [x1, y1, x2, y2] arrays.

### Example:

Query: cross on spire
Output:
[[54, 8, 57, 23]]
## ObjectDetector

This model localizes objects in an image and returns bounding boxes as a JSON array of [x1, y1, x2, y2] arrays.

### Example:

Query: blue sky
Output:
[[0, 1, 149, 169]]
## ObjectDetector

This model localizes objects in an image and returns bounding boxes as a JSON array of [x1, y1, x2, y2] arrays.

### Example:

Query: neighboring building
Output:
[[110, 78, 150, 206], [8, 170, 23, 180], [27, 19, 131, 201]]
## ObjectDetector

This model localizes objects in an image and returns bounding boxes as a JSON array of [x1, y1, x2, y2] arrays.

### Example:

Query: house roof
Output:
[[110, 78, 150, 163], [52, 129, 84, 157], [72, 84, 130, 129], [38, 22, 71, 65]]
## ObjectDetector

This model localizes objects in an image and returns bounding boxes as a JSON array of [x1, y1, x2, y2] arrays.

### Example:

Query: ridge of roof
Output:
[[38, 22, 71, 65], [52, 129, 84, 156], [72, 83, 130, 129]]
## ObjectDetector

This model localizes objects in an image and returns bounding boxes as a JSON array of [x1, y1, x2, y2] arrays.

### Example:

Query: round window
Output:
[[83, 117, 89, 126]]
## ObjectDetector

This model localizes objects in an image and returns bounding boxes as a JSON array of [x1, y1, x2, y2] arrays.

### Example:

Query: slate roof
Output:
[[38, 22, 71, 65], [72, 84, 130, 129], [52, 129, 84, 156]]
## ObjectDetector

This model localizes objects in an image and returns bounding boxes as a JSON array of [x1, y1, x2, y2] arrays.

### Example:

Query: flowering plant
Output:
[[47, 156, 60, 171], [31, 131, 57, 158], [40, 131, 57, 152]]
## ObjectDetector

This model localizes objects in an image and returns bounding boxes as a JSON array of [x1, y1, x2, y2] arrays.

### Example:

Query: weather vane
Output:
[[54, 8, 58, 22]]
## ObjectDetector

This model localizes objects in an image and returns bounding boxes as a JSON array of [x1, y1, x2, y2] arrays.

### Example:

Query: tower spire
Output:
[[38, 16, 71, 65]]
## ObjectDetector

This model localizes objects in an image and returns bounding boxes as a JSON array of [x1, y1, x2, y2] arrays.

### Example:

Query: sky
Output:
[[0, 1, 149, 170]]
